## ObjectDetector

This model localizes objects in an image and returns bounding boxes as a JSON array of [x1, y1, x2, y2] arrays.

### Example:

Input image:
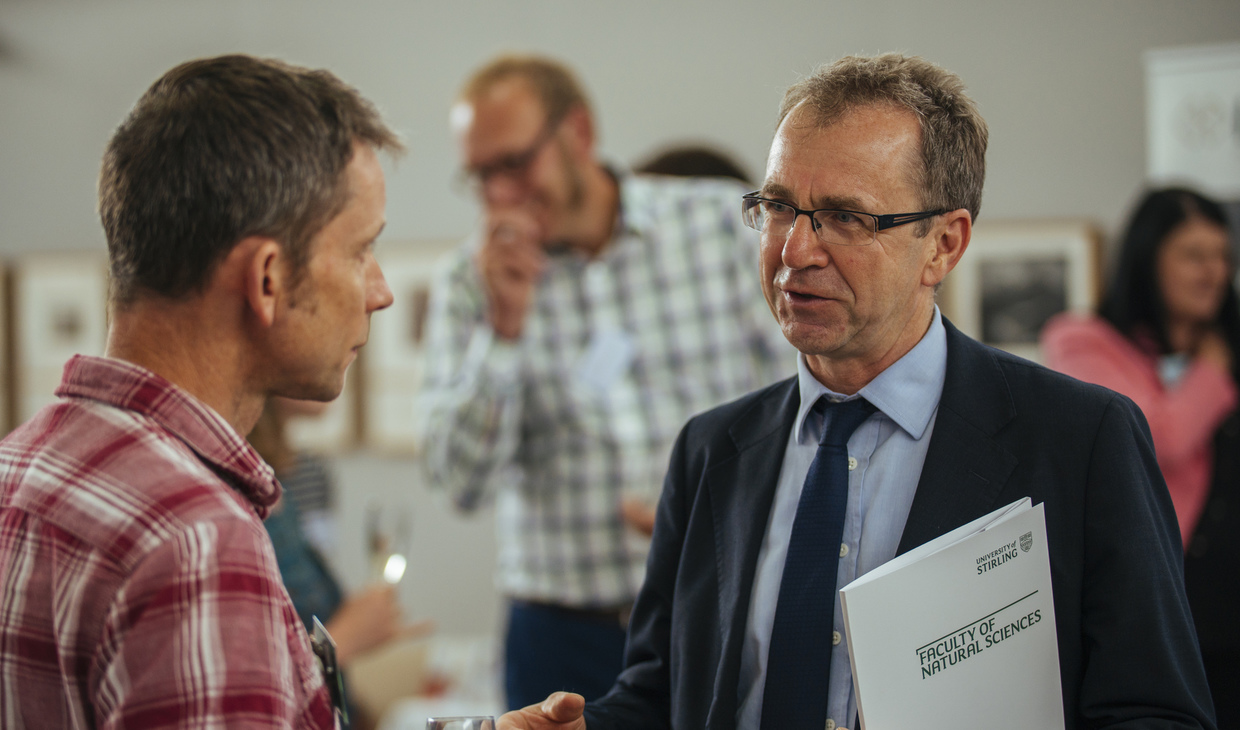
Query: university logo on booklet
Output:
[[1020, 531, 1033, 553]]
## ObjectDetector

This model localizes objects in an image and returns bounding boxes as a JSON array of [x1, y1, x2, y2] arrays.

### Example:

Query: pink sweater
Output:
[[1041, 314, 1238, 544]]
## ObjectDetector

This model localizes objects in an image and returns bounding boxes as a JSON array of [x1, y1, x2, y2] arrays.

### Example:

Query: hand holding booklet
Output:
[[840, 498, 1064, 730]]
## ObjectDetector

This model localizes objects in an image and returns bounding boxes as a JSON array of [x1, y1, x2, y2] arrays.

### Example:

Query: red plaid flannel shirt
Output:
[[0, 355, 336, 728]]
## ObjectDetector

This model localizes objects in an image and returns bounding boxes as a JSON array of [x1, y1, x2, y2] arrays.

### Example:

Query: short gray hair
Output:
[[779, 53, 987, 222]]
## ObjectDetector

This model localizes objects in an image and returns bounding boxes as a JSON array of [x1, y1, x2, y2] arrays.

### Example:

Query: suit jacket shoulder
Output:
[[903, 321, 1214, 729], [588, 322, 1216, 730]]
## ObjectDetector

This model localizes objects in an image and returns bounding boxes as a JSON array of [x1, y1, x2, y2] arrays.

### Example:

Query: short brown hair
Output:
[[779, 54, 987, 222], [458, 53, 591, 126], [99, 54, 403, 305]]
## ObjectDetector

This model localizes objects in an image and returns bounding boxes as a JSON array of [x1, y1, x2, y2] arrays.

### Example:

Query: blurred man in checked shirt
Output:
[[0, 55, 400, 727], [418, 54, 793, 711]]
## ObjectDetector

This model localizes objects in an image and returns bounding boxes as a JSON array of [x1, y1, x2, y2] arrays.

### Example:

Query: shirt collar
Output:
[[543, 166, 636, 261], [55, 355, 280, 517], [615, 170, 657, 237], [793, 306, 947, 444]]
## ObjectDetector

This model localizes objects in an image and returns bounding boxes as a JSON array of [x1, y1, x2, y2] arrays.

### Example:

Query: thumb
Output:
[[541, 692, 586, 722]]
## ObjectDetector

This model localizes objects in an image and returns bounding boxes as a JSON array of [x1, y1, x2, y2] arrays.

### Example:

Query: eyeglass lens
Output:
[[461, 122, 558, 191], [742, 198, 876, 246]]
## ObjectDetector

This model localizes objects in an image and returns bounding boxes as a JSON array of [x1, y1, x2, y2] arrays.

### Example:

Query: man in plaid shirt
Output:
[[419, 54, 792, 710], [0, 55, 400, 727]]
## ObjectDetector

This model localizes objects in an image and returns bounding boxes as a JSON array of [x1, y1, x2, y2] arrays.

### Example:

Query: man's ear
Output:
[[923, 209, 972, 288], [560, 104, 595, 160], [238, 237, 286, 327]]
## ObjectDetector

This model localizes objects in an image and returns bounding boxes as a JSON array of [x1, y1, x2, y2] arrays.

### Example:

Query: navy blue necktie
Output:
[[761, 396, 875, 730]]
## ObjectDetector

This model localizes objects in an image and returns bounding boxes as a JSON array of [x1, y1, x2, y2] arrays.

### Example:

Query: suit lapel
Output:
[[897, 320, 1019, 555], [703, 378, 799, 728]]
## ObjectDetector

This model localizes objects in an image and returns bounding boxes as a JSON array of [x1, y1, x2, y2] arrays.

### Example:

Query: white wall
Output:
[[1, 0, 1238, 635]]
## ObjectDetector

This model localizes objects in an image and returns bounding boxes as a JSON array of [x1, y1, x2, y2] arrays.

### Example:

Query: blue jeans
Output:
[[504, 600, 628, 711]]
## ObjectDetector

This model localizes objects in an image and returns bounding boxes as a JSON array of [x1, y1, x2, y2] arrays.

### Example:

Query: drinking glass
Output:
[[367, 504, 411, 584], [426, 717, 495, 730]]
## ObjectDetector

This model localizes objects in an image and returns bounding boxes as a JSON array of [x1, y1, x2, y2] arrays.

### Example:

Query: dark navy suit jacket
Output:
[[583, 320, 1215, 730]]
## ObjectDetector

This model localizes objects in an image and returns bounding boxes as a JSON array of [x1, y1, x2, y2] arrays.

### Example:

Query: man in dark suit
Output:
[[498, 53, 1216, 730]]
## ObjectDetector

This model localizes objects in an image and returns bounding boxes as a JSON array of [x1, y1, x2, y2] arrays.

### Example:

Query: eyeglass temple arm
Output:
[[874, 209, 948, 230]]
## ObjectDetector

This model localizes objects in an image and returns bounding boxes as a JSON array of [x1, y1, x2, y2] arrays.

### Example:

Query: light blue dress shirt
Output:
[[736, 308, 948, 730]]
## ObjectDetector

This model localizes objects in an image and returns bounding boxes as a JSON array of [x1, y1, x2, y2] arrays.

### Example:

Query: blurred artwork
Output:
[[942, 221, 1100, 363], [1147, 42, 1240, 199], [980, 258, 1067, 345], [363, 240, 455, 453], [283, 369, 359, 454], [13, 253, 107, 424]]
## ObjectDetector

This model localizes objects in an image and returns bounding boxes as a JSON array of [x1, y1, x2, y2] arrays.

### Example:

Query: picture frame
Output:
[[361, 239, 457, 453], [1145, 42, 1240, 199], [941, 220, 1102, 363], [283, 365, 361, 454], [11, 252, 109, 425]]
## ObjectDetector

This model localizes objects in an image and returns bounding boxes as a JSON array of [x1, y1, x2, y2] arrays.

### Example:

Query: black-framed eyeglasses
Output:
[[740, 192, 946, 247], [456, 120, 561, 192]]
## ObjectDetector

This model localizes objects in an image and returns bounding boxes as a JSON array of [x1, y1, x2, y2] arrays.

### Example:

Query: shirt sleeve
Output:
[[94, 515, 335, 728], [416, 247, 525, 511]]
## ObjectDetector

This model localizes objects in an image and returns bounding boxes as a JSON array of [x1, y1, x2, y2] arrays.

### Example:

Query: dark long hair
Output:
[[1098, 187, 1240, 380]]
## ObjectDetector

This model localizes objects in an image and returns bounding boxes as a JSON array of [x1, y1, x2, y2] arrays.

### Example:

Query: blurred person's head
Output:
[[635, 144, 751, 185], [450, 54, 602, 244], [777, 53, 988, 228], [1099, 187, 1236, 356]]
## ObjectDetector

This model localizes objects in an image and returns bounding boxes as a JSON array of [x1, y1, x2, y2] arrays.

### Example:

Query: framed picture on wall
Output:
[[1146, 42, 1240, 199], [361, 239, 456, 453], [283, 365, 361, 454], [12, 252, 109, 425], [941, 220, 1102, 363]]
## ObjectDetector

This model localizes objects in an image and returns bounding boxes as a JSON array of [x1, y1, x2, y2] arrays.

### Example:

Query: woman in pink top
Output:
[[1041, 187, 1239, 724]]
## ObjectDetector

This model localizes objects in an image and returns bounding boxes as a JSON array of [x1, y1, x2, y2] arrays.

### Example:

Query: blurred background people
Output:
[[417, 53, 791, 710], [249, 397, 432, 729], [611, 141, 754, 537], [1041, 186, 1240, 725], [633, 143, 752, 184]]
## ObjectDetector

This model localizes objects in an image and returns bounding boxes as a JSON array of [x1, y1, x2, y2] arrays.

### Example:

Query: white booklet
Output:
[[839, 498, 1065, 730]]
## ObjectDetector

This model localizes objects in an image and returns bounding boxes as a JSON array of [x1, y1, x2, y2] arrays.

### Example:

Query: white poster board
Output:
[[1146, 42, 1240, 198]]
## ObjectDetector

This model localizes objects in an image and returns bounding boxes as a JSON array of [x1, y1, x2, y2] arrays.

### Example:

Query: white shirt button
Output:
[[840, 543, 849, 558], [848, 456, 858, 471], [832, 630, 841, 646], [825, 720, 836, 730]]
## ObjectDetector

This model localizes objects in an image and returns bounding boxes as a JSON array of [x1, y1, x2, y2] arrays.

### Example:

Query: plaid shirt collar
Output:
[[54, 354, 280, 517], [542, 168, 642, 261], [542, 172, 667, 269], [616, 171, 656, 236]]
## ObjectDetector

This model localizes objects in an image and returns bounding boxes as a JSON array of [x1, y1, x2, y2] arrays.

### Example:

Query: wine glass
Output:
[[367, 504, 411, 584], [426, 717, 495, 730]]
